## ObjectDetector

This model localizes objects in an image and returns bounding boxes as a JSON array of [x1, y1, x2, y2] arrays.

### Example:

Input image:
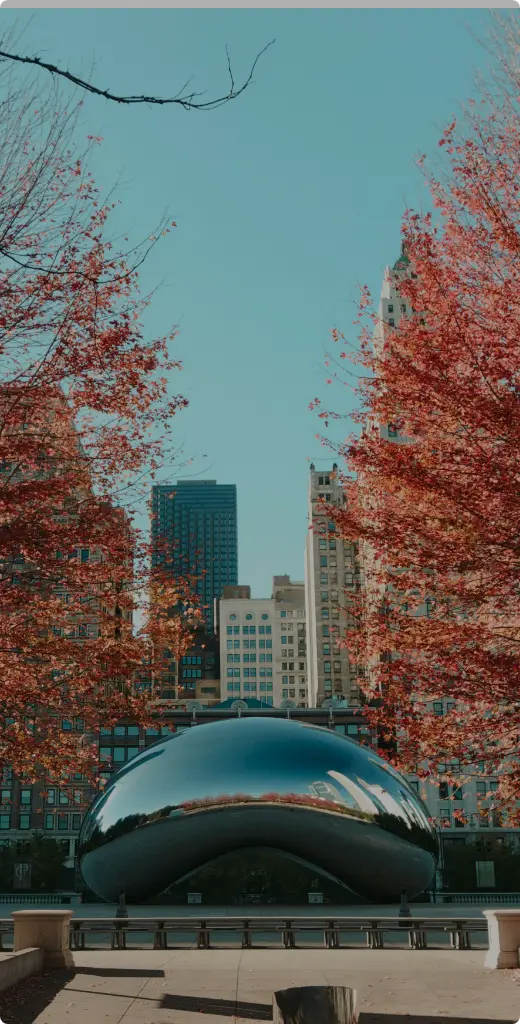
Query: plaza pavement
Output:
[[2, 947, 520, 1024]]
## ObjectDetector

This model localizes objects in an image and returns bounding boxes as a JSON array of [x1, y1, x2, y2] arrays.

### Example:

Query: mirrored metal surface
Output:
[[79, 718, 438, 903]]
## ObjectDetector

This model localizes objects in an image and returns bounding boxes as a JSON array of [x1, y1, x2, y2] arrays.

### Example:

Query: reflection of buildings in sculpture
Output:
[[308, 781, 344, 805], [304, 465, 361, 708]]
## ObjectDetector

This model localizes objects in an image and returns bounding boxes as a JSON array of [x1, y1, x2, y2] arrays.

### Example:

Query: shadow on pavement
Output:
[[161, 993, 272, 1019], [77, 966, 165, 977], [360, 1019, 514, 1024], [0, 969, 76, 1024]]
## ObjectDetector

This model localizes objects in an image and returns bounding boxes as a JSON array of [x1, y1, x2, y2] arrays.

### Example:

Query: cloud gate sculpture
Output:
[[79, 717, 438, 903]]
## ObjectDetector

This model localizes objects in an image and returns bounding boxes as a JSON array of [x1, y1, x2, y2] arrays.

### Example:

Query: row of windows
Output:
[[0, 812, 83, 831], [225, 626, 272, 635], [282, 689, 307, 699], [99, 746, 140, 763], [282, 663, 306, 671], [226, 654, 273, 666], [226, 650, 274, 661], [227, 668, 273, 678], [225, 640, 273, 650], [182, 669, 202, 678], [282, 676, 306, 685], [182, 655, 202, 665], [226, 682, 273, 692], [320, 557, 337, 568]]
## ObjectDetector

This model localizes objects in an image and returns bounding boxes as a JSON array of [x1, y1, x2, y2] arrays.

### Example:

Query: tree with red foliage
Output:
[[314, 20, 520, 822], [0, 70, 202, 787]]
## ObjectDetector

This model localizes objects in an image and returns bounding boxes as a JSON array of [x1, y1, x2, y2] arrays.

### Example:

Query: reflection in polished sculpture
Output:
[[79, 717, 438, 903]]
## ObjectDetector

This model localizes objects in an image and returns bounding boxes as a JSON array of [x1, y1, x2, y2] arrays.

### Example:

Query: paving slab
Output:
[[2, 949, 520, 1024]]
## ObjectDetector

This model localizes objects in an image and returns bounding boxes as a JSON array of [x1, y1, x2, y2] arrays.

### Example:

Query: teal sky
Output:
[[2, 9, 499, 597]]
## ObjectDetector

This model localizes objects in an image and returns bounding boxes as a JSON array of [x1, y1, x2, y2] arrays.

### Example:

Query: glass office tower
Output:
[[152, 480, 238, 632]]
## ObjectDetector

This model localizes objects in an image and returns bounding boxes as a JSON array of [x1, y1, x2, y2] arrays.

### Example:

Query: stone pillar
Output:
[[273, 987, 357, 1024], [12, 910, 74, 969], [484, 909, 520, 969]]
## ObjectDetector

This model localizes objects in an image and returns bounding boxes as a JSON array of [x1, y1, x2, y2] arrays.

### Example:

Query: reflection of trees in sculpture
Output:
[[179, 792, 373, 820]]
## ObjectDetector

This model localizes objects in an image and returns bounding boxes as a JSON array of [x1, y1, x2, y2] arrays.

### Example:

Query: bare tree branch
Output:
[[0, 40, 275, 110]]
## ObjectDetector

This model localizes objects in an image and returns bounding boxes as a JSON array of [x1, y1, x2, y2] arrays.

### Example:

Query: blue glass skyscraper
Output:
[[151, 480, 238, 633]]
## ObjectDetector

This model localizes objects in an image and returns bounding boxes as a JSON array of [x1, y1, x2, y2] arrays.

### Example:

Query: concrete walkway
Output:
[[2, 949, 520, 1024]]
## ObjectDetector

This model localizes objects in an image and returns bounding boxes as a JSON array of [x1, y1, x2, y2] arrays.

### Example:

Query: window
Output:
[[329, 539, 336, 550], [320, 574, 328, 584], [322, 608, 329, 619], [438, 781, 449, 800], [229, 614, 236, 621], [321, 592, 328, 603], [59, 791, 69, 805], [281, 636, 286, 645], [322, 626, 329, 637], [226, 627, 232, 635], [72, 814, 82, 830], [19, 789, 31, 805], [299, 662, 305, 671], [57, 814, 68, 831], [388, 423, 398, 437], [280, 610, 286, 618], [113, 748, 126, 763], [388, 318, 395, 327], [44, 813, 54, 830], [261, 614, 268, 620], [246, 613, 253, 620], [408, 781, 419, 792], [19, 813, 31, 830], [388, 304, 394, 313], [319, 538, 327, 550], [433, 702, 443, 716], [320, 556, 327, 567]]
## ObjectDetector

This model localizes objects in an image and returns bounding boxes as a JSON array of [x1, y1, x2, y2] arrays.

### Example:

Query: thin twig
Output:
[[0, 40, 275, 110]]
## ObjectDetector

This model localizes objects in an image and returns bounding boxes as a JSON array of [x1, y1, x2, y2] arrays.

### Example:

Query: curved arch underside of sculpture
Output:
[[79, 718, 439, 904]]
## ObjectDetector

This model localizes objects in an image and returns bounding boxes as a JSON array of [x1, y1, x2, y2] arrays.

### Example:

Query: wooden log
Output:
[[273, 986, 357, 1024]]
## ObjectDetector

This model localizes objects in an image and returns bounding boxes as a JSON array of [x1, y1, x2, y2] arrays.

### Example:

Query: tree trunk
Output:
[[273, 987, 357, 1024]]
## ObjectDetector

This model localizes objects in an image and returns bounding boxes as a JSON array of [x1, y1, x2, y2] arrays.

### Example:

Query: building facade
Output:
[[272, 575, 309, 707], [151, 480, 238, 633], [217, 593, 276, 704], [304, 465, 361, 707], [217, 577, 310, 708]]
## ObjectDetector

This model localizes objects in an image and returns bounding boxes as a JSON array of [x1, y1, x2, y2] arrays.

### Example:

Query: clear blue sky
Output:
[[2, 9, 498, 596]]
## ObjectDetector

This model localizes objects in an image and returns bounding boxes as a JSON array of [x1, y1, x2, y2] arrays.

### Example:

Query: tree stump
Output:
[[273, 986, 357, 1024]]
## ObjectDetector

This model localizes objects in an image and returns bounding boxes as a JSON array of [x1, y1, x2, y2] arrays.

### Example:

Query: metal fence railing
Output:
[[67, 915, 489, 951], [437, 892, 520, 904]]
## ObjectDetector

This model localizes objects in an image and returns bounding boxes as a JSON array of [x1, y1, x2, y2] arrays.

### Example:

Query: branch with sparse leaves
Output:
[[0, 40, 275, 110]]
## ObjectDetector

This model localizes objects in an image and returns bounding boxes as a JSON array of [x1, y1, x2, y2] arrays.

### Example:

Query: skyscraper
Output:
[[304, 464, 361, 707], [151, 480, 238, 632]]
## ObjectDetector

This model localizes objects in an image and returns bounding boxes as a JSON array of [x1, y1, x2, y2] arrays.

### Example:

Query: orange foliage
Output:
[[316, 22, 520, 819]]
